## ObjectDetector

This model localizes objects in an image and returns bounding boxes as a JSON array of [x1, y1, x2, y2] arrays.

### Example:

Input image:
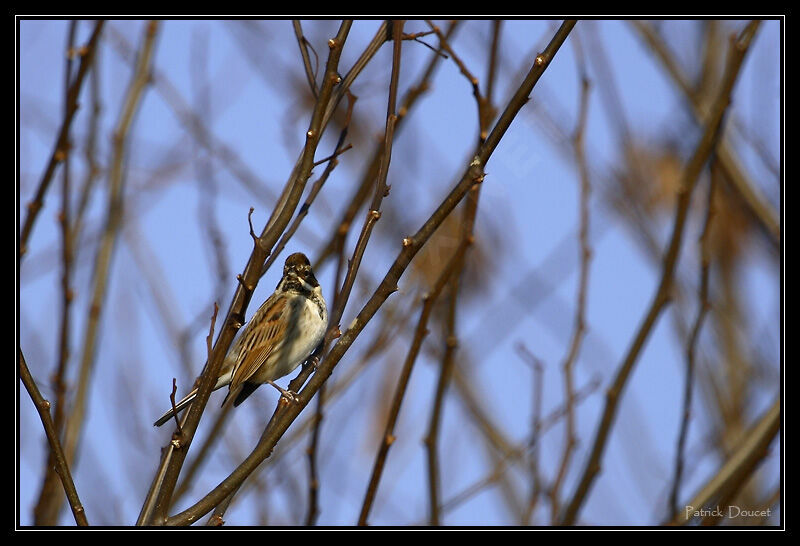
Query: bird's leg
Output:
[[266, 380, 300, 404]]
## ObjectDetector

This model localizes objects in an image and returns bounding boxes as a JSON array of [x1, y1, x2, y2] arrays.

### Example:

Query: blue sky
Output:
[[18, 19, 781, 526]]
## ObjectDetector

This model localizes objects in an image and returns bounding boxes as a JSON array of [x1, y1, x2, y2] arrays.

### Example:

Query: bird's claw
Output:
[[267, 380, 300, 404], [280, 389, 300, 404]]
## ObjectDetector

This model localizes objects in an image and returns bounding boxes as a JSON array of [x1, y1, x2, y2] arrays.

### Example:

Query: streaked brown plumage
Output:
[[154, 252, 327, 427]]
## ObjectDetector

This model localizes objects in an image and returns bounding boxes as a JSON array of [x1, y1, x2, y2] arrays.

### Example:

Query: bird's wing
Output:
[[229, 295, 288, 390]]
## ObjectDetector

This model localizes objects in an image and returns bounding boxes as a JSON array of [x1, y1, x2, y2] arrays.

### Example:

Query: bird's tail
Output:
[[153, 372, 232, 427], [153, 388, 199, 427]]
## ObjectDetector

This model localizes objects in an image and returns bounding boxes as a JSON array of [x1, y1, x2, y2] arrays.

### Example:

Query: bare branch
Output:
[[292, 20, 319, 98], [559, 20, 760, 525], [19, 20, 104, 259], [631, 20, 778, 247], [674, 399, 779, 525], [20, 350, 89, 526], [422, 19, 505, 525], [34, 21, 80, 526], [667, 152, 720, 520], [358, 237, 470, 525], [550, 36, 593, 523]]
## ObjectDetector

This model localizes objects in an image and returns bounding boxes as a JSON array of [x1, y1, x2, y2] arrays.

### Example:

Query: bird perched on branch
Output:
[[154, 252, 328, 427]]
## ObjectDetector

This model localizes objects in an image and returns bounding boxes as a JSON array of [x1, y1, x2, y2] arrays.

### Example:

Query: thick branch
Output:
[[20, 350, 88, 526]]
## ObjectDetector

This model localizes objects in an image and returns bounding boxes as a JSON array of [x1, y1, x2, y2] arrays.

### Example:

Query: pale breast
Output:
[[256, 291, 328, 382]]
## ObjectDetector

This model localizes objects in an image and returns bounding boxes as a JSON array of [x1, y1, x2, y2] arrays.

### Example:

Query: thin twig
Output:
[[438, 376, 601, 518], [358, 237, 470, 526], [426, 20, 495, 146], [54, 19, 78, 431], [33, 20, 80, 526], [326, 20, 404, 342], [549, 36, 593, 523], [559, 20, 760, 525], [292, 20, 319, 98], [170, 302, 216, 438], [105, 24, 277, 206], [170, 403, 234, 504], [260, 92, 356, 278], [137, 301, 221, 524], [292, 32, 406, 520], [667, 152, 720, 520], [257, 21, 386, 249], [516, 345, 545, 525], [314, 21, 460, 268], [205, 481, 243, 526], [422, 19, 503, 525], [304, 205, 349, 526], [20, 21, 104, 259], [69, 48, 103, 255], [312, 143, 353, 167], [206, 302, 219, 362], [303, 383, 325, 526], [169, 379, 184, 435]]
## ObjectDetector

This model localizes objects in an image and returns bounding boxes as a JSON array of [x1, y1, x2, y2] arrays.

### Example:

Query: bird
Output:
[[154, 252, 328, 427]]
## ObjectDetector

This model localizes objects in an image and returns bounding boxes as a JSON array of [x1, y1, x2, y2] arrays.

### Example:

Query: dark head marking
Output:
[[284, 252, 311, 274], [281, 252, 319, 290]]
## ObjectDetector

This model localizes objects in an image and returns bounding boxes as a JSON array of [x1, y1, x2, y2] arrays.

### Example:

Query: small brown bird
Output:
[[154, 252, 328, 427]]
